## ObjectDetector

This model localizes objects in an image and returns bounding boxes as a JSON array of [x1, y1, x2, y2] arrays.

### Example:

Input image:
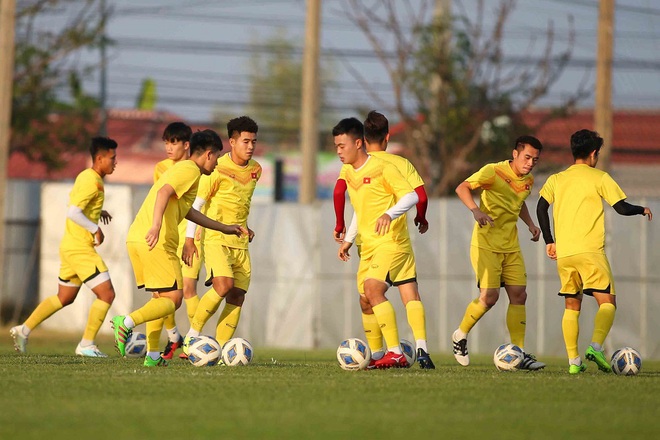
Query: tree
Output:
[[344, 0, 588, 195], [136, 78, 157, 111], [11, 0, 107, 170]]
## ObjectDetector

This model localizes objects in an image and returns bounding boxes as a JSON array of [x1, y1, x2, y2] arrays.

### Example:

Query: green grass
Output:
[[2, 330, 659, 440]]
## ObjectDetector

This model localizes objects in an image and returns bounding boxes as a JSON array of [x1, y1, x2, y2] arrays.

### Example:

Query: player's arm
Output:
[[536, 196, 556, 260], [182, 196, 206, 266], [67, 205, 104, 245], [185, 208, 247, 238], [145, 184, 175, 250], [455, 181, 494, 227], [612, 200, 653, 220], [333, 178, 347, 242], [338, 214, 358, 262], [519, 202, 541, 242], [376, 190, 419, 236], [413, 185, 429, 234]]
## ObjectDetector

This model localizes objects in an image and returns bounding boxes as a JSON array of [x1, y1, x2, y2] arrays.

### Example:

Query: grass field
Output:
[[2, 329, 659, 440]]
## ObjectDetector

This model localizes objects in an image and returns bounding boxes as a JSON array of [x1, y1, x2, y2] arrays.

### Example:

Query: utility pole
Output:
[[299, 0, 321, 204], [0, 0, 17, 297], [595, 0, 614, 171], [99, 0, 108, 136]]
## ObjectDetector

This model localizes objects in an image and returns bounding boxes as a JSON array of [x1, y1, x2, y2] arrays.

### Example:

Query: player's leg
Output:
[[583, 254, 616, 373], [358, 295, 383, 367], [557, 255, 586, 373], [78, 272, 115, 357], [452, 247, 502, 366], [504, 283, 544, 370], [215, 287, 245, 346], [397, 282, 435, 369]]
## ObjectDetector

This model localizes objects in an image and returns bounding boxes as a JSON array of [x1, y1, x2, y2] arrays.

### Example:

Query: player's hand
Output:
[[414, 216, 429, 234], [338, 241, 353, 262], [333, 226, 346, 243], [100, 210, 112, 225], [194, 226, 202, 241], [182, 237, 198, 267], [145, 225, 161, 250], [546, 243, 557, 260], [221, 224, 248, 237], [94, 227, 105, 246], [375, 214, 392, 235], [643, 207, 653, 221], [248, 227, 255, 243], [529, 224, 541, 242], [471, 208, 494, 228]]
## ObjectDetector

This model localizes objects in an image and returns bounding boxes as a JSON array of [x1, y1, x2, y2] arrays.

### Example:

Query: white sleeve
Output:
[[67, 205, 98, 233], [385, 191, 419, 220], [186, 197, 207, 238], [344, 213, 358, 244]]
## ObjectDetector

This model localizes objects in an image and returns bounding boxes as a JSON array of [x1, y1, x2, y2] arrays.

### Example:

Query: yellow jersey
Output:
[[466, 160, 534, 253], [344, 155, 414, 256], [61, 168, 104, 250], [128, 160, 201, 253], [539, 164, 626, 258], [203, 153, 262, 249], [154, 158, 175, 183]]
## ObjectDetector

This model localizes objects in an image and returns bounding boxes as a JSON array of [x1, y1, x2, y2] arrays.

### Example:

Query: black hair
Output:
[[364, 110, 389, 145], [332, 117, 364, 142], [90, 137, 117, 160], [570, 129, 603, 160], [514, 135, 543, 151], [227, 116, 258, 139], [162, 122, 192, 143], [189, 129, 223, 155]]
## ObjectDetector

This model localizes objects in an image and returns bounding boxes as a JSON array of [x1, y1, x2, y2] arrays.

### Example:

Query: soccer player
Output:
[[110, 129, 246, 367], [451, 135, 545, 370], [10, 137, 119, 357], [333, 111, 434, 369], [182, 116, 261, 352], [335, 117, 420, 369], [149, 122, 203, 360], [536, 129, 652, 374]]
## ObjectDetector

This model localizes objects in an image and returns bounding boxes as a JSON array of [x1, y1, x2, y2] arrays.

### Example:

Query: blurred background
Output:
[[0, 0, 658, 357]]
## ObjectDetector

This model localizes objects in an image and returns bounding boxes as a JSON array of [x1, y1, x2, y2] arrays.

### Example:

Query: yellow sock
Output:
[[506, 304, 526, 349], [592, 303, 616, 346], [372, 301, 400, 351], [215, 304, 241, 346], [458, 298, 489, 334], [146, 318, 164, 352], [128, 297, 176, 327], [191, 289, 223, 332], [361, 312, 383, 353], [82, 299, 111, 341], [163, 313, 176, 331], [562, 309, 581, 359], [24, 295, 63, 330], [185, 296, 200, 324], [405, 300, 427, 341]]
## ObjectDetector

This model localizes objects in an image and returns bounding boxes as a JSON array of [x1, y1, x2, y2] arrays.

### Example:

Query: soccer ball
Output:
[[400, 339, 416, 367], [221, 337, 254, 366], [336, 338, 371, 371], [493, 343, 524, 371], [187, 336, 222, 367], [611, 347, 642, 376], [124, 332, 146, 358]]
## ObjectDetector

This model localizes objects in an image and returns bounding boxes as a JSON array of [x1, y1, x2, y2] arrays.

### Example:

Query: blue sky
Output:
[[59, 0, 660, 122]]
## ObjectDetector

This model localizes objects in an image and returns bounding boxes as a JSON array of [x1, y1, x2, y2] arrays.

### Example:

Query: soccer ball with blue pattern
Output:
[[188, 336, 221, 367], [610, 347, 642, 376], [221, 337, 254, 366], [400, 339, 416, 368], [493, 343, 524, 371], [336, 338, 371, 371], [124, 332, 146, 358]]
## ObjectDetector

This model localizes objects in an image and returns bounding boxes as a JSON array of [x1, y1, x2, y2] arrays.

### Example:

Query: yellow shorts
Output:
[[178, 238, 203, 280], [357, 246, 416, 295], [58, 246, 108, 286], [557, 253, 615, 296], [127, 241, 181, 292], [204, 245, 251, 291], [470, 246, 527, 289]]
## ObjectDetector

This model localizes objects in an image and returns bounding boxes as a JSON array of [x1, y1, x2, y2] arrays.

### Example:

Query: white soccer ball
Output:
[[611, 347, 642, 376], [221, 337, 254, 366], [124, 331, 146, 358], [187, 336, 222, 367], [400, 339, 416, 367], [493, 343, 524, 371], [336, 338, 371, 371]]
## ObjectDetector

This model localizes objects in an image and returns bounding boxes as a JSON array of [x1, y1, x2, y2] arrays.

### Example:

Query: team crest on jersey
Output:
[[251, 172, 258, 179], [229, 174, 236, 179], [525, 184, 530, 190], [363, 177, 371, 184]]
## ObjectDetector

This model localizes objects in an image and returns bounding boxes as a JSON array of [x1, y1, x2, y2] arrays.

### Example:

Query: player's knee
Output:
[[226, 289, 246, 306], [58, 294, 76, 307]]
